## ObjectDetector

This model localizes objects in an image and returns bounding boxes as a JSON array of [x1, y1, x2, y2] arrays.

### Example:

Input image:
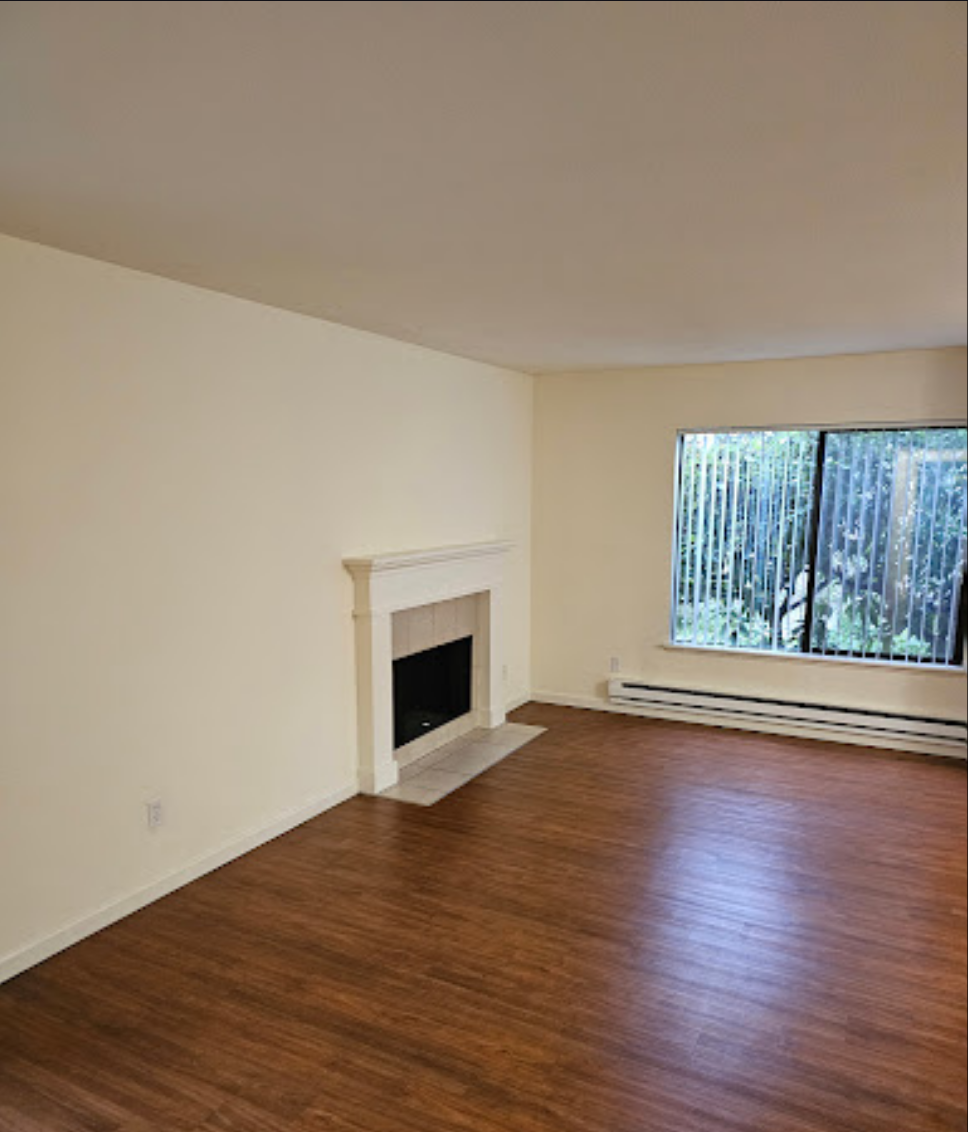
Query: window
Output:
[[672, 427, 968, 666]]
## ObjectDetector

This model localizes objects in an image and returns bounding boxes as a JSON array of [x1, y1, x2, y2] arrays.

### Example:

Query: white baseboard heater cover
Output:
[[607, 678, 967, 749]]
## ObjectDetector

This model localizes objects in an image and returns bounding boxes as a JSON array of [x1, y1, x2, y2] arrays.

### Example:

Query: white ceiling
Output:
[[1, 1, 965, 372]]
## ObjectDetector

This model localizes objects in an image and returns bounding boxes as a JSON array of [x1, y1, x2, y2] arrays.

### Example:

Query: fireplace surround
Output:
[[343, 541, 511, 793]]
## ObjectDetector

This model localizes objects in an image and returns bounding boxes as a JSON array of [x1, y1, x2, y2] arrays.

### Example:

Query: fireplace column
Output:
[[352, 608, 397, 794]]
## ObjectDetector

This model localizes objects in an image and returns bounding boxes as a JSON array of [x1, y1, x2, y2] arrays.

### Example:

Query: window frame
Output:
[[670, 422, 968, 670]]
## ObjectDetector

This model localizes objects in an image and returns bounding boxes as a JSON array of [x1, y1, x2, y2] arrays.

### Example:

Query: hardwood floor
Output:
[[1, 704, 965, 1132]]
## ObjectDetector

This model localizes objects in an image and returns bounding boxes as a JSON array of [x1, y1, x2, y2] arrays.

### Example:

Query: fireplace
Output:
[[393, 636, 473, 749], [343, 541, 511, 794]]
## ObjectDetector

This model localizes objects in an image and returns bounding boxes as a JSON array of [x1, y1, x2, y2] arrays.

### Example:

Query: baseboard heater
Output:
[[606, 678, 968, 751]]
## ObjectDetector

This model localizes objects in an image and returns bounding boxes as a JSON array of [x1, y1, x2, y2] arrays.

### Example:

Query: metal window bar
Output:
[[690, 436, 708, 645], [841, 433, 861, 653], [862, 437, 887, 654], [725, 443, 742, 646], [676, 437, 694, 642], [889, 432, 918, 649], [903, 441, 932, 661], [918, 448, 945, 661], [771, 436, 792, 649], [713, 445, 732, 646], [734, 438, 756, 647], [748, 432, 766, 647]]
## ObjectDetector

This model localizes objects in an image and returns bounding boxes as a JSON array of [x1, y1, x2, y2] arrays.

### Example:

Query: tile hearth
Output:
[[378, 722, 545, 806]]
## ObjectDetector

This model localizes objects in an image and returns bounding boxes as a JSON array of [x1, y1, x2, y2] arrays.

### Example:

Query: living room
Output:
[[1, 3, 965, 1130]]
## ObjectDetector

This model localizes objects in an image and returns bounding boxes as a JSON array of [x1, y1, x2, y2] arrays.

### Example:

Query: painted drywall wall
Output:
[[0, 234, 532, 973], [532, 348, 967, 722]]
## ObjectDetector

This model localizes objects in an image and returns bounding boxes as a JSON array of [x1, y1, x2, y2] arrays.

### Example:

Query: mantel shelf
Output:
[[344, 540, 512, 576]]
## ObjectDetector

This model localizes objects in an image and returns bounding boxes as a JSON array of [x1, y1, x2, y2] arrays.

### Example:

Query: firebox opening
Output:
[[392, 636, 473, 750]]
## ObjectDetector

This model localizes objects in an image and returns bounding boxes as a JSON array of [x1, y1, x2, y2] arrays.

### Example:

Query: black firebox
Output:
[[392, 636, 472, 749]]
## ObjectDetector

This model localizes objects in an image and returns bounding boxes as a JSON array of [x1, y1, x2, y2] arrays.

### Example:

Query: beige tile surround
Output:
[[391, 595, 478, 661], [387, 597, 477, 661]]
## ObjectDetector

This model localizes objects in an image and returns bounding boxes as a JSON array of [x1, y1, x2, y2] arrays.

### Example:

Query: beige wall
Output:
[[0, 234, 532, 971], [532, 348, 967, 721]]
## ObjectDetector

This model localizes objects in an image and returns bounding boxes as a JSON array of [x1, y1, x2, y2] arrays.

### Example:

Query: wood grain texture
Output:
[[1, 704, 965, 1131]]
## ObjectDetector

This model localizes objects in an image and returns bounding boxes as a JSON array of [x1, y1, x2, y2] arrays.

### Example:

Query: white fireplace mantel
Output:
[[344, 541, 512, 793]]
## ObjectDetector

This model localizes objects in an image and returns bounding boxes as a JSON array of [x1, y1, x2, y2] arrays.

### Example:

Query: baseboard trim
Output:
[[531, 690, 967, 761], [506, 693, 532, 713], [0, 782, 358, 986]]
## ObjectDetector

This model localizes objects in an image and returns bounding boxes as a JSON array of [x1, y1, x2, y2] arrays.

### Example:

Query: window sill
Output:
[[659, 641, 968, 676]]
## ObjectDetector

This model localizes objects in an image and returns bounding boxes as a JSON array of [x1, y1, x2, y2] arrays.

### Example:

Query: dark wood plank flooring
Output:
[[1, 704, 965, 1132]]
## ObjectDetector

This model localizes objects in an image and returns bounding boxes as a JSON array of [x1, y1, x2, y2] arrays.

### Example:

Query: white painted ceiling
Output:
[[1, 1, 965, 372]]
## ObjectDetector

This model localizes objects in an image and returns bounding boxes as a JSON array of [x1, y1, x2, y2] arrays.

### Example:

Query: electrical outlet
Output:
[[502, 663, 509, 683], [146, 799, 163, 830], [609, 656, 620, 673]]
